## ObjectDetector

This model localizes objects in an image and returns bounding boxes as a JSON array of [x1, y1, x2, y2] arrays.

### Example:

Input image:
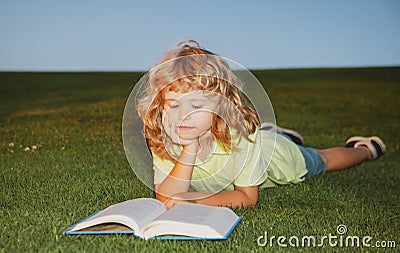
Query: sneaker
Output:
[[345, 136, 386, 160], [260, 122, 304, 145]]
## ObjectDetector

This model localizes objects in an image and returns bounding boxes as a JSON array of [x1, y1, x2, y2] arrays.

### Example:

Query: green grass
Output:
[[1, 68, 399, 252]]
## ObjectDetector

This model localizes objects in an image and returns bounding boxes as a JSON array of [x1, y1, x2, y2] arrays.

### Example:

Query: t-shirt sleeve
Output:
[[233, 129, 269, 187], [153, 155, 175, 185]]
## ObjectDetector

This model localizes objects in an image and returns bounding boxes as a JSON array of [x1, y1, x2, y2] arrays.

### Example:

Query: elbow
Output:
[[251, 191, 259, 206], [235, 186, 259, 208], [245, 196, 258, 208], [232, 193, 258, 208], [154, 184, 167, 202], [251, 197, 259, 207]]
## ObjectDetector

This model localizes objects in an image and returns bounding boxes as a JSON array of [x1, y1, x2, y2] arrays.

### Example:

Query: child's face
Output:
[[163, 90, 216, 141]]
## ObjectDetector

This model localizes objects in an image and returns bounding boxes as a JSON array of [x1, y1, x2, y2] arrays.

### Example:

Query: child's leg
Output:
[[316, 147, 371, 171], [316, 136, 386, 171]]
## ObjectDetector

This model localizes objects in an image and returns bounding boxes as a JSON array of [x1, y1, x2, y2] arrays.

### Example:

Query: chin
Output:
[[178, 133, 200, 140]]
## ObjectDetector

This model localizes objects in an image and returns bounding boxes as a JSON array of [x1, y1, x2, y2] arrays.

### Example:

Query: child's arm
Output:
[[155, 136, 260, 208], [155, 139, 199, 201], [158, 185, 259, 208]]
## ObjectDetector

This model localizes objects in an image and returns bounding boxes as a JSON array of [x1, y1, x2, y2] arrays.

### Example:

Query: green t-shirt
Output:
[[153, 129, 307, 193]]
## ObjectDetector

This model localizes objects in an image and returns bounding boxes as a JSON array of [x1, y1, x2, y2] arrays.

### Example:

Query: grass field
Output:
[[1, 68, 399, 252]]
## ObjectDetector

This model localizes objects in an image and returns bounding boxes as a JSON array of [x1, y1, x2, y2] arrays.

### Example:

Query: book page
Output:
[[70, 198, 166, 235], [143, 203, 239, 239]]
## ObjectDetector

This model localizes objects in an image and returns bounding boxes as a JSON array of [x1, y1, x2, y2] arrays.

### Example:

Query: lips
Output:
[[178, 126, 195, 131]]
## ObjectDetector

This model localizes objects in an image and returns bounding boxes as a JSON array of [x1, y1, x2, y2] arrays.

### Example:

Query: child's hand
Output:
[[162, 194, 195, 209], [162, 110, 198, 147]]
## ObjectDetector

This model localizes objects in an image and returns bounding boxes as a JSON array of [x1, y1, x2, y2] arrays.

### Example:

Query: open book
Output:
[[63, 198, 241, 240]]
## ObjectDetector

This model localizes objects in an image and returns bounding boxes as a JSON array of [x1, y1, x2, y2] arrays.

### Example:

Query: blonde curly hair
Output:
[[137, 40, 260, 161]]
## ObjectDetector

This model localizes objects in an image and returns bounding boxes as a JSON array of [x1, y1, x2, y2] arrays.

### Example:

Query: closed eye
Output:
[[192, 104, 204, 109], [164, 102, 178, 109]]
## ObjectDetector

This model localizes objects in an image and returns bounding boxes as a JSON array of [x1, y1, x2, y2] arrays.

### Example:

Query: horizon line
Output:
[[0, 65, 399, 73]]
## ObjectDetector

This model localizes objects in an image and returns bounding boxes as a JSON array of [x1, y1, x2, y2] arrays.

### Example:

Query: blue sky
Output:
[[0, 0, 399, 71]]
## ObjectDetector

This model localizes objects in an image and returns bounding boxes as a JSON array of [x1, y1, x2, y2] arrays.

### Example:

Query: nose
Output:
[[178, 104, 192, 121]]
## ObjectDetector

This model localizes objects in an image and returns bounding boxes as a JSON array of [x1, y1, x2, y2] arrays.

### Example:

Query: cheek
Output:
[[196, 112, 214, 128], [162, 108, 176, 123], [167, 110, 179, 122]]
